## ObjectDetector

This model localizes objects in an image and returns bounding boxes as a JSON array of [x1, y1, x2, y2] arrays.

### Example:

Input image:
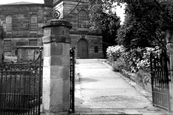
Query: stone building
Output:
[[0, 0, 103, 59]]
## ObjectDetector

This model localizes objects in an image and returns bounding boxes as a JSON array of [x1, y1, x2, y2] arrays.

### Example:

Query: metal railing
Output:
[[0, 47, 43, 115], [150, 51, 171, 111], [69, 47, 75, 113]]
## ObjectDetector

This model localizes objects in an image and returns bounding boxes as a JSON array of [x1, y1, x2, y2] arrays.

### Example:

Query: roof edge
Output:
[[0, 1, 44, 6]]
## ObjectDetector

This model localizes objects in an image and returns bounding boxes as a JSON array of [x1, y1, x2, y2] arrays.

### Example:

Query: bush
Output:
[[107, 45, 161, 72], [106, 45, 125, 61], [106, 45, 159, 92], [112, 57, 127, 72]]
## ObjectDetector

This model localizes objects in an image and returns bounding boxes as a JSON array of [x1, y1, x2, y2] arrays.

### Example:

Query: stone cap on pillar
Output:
[[42, 19, 72, 29]]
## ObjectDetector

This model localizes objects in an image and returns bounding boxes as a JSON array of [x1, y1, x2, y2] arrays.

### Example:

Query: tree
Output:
[[102, 14, 120, 57], [89, 0, 121, 57], [117, 0, 173, 49], [117, 1, 165, 49], [89, 0, 173, 50]]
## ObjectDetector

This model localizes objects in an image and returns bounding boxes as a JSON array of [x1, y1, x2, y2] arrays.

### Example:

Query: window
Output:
[[29, 39, 37, 46], [78, 10, 88, 28], [30, 15, 38, 31], [5, 16, 12, 32], [94, 46, 99, 53], [16, 41, 28, 46], [4, 40, 11, 52]]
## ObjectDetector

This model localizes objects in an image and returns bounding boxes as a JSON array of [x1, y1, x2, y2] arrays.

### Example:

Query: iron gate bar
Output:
[[150, 51, 171, 111], [38, 47, 43, 115], [0, 47, 43, 115], [69, 48, 75, 113]]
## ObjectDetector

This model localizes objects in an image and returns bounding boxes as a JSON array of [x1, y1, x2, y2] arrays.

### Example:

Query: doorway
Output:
[[77, 39, 88, 58]]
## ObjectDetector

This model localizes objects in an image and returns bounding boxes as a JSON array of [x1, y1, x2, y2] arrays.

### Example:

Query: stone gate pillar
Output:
[[166, 29, 173, 112], [41, 19, 72, 114]]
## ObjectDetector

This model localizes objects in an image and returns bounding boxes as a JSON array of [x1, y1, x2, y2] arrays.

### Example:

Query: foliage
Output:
[[107, 45, 162, 72], [89, 0, 173, 50], [122, 46, 162, 72], [89, 0, 121, 32], [101, 13, 121, 57], [116, 0, 172, 49], [106, 45, 125, 61], [112, 57, 126, 72], [89, 1, 121, 57], [116, 13, 156, 49]]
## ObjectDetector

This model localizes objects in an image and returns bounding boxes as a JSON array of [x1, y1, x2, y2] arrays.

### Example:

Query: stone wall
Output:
[[4, 37, 42, 56], [0, 0, 103, 59], [0, 4, 52, 57], [54, 0, 103, 58], [71, 34, 103, 58], [0, 4, 52, 38]]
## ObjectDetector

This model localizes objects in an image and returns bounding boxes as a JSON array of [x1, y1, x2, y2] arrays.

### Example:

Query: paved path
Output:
[[75, 59, 169, 115]]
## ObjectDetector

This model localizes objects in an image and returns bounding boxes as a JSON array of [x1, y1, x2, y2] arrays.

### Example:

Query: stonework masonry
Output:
[[41, 19, 72, 114], [54, 0, 103, 58], [0, 3, 52, 57], [0, 0, 103, 59], [166, 29, 173, 112]]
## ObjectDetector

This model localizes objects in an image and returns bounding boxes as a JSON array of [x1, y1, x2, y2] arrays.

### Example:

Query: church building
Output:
[[0, 0, 103, 59]]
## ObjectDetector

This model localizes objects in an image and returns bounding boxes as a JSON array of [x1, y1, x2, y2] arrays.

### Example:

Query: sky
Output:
[[0, 0, 44, 4], [115, 5, 126, 25]]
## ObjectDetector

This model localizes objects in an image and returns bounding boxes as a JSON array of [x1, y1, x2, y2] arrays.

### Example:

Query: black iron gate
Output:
[[0, 47, 43, 115], [69, 48, 75, 113], [150, 51, 171, 111]]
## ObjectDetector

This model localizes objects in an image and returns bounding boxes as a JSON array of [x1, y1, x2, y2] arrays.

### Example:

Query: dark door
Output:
[[77, 39, 88, 58]]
